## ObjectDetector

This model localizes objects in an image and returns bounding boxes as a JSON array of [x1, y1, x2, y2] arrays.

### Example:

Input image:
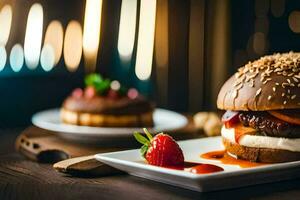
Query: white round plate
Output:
[[32, 108, 188, 142]]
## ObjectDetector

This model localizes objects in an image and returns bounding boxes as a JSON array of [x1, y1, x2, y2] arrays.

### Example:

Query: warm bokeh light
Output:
[[24, 3, 43, 69], [117, 0, 137, 61], [253, 32, 266, 55], [40, 44, 55, 71], [155, 0, 168, 68], [10, 44, 24, 72], [271, 0, 285, 18], [255, 0, 269, 17], [289, 11, 300, 33], [0, 46, 6, 71], [135, 0, 157, 80], [0, 5, 12, 46], [83, 0, 103, 72], [44, 20, 64, 65], [255, 17, 269, 35], [64, 20, 83, 72]]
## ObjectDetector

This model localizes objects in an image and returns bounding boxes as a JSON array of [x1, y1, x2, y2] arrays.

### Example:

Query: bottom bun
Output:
[[223, 138, 300, 163]]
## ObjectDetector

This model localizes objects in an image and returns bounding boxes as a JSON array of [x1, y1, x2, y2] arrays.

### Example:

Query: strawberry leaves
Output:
[[85, 73, 111, 95], [133, 128, 154, 157], [140, 145, 148, 157], [84, 73, 130, 96], [143, 128, 153, 140], [133, 132, 150, 146]]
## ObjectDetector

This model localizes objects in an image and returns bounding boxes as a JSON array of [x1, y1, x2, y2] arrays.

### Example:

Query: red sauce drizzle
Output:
[[233, 123, 256, 143], [187, 163, 224, 174], [164, 161, 224, 174], [201, 150, 266, 168]]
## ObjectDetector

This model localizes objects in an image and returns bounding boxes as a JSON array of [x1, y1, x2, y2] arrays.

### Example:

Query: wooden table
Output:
[[1, 128, 300, 200]]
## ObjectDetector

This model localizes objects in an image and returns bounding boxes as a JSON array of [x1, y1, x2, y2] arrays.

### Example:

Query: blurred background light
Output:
[[255, 0, 269, 17], [135, 0, 157, 80], [40, 44, 55, 71], [271, 0, 285, 18], [83, 0, 103, 72], [63, 20, 83, 72], [254, 17, 269, 35], [0, 5, 12, 46], [24, 3, 44, 69], [289, 11, 300, 33], [253, 32, 266, 55], [246, 34, 255, 58], [44, 20, 64, 65], [10, 44, 24, 72], [117, 0, 137, 61], [0, 46, 7, 71]]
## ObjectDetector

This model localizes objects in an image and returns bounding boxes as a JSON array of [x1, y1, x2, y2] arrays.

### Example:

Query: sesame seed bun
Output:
[[217, 52, 300, 111]]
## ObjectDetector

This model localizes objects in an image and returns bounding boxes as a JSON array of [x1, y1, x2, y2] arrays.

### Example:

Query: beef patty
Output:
[[239, 111, 300, 138]]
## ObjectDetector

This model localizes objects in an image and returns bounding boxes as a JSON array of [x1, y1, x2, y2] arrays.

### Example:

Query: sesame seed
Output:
[[268, 96, 272, 100], [293, 77, 299, 82], [282, 93, 285, 97], [284, 101, 287, 105], [232, 90, 238, 99], [292, 95, 297, 99], [250, 79, 254, 87], [256, 88, 262, 96], [273, 87, 276, 92], [235, 73, 242, 79], [234, 81, 242, 87], [282, 83, 289, 88], [236, 83, 243, 90], [295, 75, 300, 79]]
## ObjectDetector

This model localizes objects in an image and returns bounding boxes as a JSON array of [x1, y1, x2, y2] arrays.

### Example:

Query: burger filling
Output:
[[221, 110, 300, 152]]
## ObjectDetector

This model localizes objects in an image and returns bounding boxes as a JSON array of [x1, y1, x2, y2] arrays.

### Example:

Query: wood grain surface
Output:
[[1, 129, 300, 200]]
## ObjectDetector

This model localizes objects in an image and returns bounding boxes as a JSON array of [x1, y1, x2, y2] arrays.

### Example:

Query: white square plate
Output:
[[95, 137, 300, 192]]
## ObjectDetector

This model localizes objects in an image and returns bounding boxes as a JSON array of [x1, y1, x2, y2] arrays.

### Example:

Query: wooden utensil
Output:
[[53, 155, 122, 176], [15, 126, 124, 163]]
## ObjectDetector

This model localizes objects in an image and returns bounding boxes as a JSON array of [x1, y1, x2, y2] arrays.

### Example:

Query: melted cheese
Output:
[[222, 125, 300, 152]]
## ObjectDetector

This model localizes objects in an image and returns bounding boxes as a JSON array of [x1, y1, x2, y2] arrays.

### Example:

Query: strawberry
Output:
[[72, 88, 83, 98], [134, 128, 184, 167], [84, 86, 97, 99]]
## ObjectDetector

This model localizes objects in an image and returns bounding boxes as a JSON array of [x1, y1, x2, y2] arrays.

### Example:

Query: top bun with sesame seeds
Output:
[[217, 52, 300, 111]]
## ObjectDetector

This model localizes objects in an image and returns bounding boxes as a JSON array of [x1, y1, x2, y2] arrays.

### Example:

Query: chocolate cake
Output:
[[61, 74, 154, 127]]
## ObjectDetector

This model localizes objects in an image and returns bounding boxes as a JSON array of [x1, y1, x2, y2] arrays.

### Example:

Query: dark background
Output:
[[0, 0, 299, 127]]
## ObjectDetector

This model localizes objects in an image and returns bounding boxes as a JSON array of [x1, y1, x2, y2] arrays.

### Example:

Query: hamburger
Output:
[[217, 52, 300, 163]]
